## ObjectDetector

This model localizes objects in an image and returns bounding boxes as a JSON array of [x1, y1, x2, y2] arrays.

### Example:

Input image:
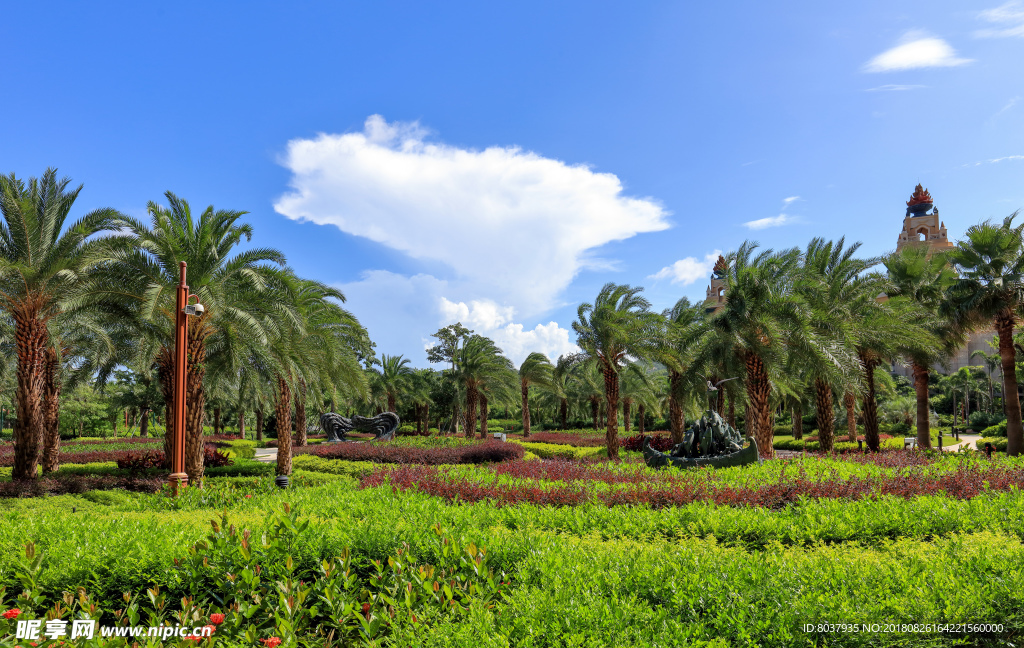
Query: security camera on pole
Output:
[[169, 262, 204, 495]]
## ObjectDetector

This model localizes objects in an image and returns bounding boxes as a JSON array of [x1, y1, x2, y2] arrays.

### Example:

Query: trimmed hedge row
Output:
[[298, 439, 524, 465]]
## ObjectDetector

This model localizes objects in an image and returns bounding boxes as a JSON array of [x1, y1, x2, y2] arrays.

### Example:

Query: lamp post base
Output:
[[168, 472, 189, 496], [275, 475, 289, 489]]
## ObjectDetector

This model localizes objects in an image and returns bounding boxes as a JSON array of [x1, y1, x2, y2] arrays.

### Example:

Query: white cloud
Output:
[[975, 2, 1024, 38], [744, 214, 793, 230], [649, 250, 722, 285], [782, 196, 800, 207], [992, 96, 1021, 119], [337, 271, 578, 367], [439, 298, 579, 364], [275, 115, 670, 319], [963, 154, 1024, 167], [864, 33, 972, 72], [865, 84, 928, 91]]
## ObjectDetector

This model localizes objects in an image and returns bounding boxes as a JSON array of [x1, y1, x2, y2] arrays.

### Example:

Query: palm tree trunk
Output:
[[590, 397, 599, 430], [638, 403, 646, 435], [844, 391, 857, 443], [275, 375, 292, 476], [465, 383, 478, 438], [623, 399, 632, 433], [424, 402, 430, 434], [792, 404, 803, 440], [158, 350, 175, 469], [813, 378, 835, 453], [214, 407, 221, 437], [668, 370, 685, 444], [727, 397, 735, 428], [140, 408, 149, 437], [387, 392, 396, 413], [745, 352, 773, 459], [256, 407, 264, 441], [861, 356, 881, 452], [184, 327, 207, 484], [715, 389, 724, 416], [560, 398, 567, 430], [295, 378, 307, 447], [42, 347, 62, 474], [601, 362, 621, 460], [238, 410, 245, 440], [12, 312, 47, 481], [911, 361, 931, 448], [479, 394, 489, 439], [521, 379, 531, 438]]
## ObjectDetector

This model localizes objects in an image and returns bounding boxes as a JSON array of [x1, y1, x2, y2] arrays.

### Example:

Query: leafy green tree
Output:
[[572, 283, 664, 460], [451, 335, 506, 438], [0, 169, 123, 479], [518, 352, 553, 438], [941, 214, 1024, 456]]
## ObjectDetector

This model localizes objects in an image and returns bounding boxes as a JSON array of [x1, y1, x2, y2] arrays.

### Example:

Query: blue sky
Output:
[[3, 1, 1023, 366]]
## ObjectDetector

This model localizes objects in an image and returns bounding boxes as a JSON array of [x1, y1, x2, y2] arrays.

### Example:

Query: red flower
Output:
[[259, 638, 282, 648], [209, 613, 225, 624], [362, 603, 371, 614], [202, 625, 216, 635], [2, 609, 20, 619]]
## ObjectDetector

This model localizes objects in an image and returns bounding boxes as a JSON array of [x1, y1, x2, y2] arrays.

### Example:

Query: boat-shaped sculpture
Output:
[[642, 409, 760, 469]]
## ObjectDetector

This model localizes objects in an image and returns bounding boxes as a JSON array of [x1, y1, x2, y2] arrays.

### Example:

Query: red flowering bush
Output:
[[117, 443, 232, 471], [2, 608, 20, 619], [300, 439, 523, 465], [0, 474, 165, 498], [362, 461, 1024, 509], [621, 434, 673, 452], [209, 613, 224, 624]]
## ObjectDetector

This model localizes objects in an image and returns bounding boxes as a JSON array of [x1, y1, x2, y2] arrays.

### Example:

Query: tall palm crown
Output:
[[572, 283, 664, 460], [662, 296, 708, 443], [941, 213, 1024, 456], [90, 191, 288, 481], [518, 351, 553, 438], [0, 169, 123, 479]]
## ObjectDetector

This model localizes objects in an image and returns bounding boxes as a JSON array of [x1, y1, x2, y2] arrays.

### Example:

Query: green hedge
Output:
[[510, 440, 608, 460], [976, 437, 1008, 452], [291, 455, 378, 479], [981, 419, 1008, 437]]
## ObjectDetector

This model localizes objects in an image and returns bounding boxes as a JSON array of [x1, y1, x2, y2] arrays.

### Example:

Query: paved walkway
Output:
[[938, 434, 979, 452], [254, 447, 278, 463]]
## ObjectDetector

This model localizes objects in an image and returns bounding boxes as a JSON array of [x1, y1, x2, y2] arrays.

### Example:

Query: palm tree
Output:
[[375, 354, 414, 413], [518, 352, 553, 438], [970, 348, 1000, 414], [451, 335, 506, 438], [662, 297, 707, 443], [941, 214, 1024, 456], [572, 283, 665, 460], [89, 192, 288, 482], [0, 170, 123, 479], [620, 363, 658, 434], [694, 242, 830, 458], [884, 245, 962, 448]]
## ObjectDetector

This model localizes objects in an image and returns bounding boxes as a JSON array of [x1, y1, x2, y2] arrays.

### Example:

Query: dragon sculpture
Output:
[[319, 412, 400, 442]]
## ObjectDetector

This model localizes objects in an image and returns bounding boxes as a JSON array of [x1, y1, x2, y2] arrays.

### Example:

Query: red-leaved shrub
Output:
[[300, 440, 523, 465], [621, 434, 673, 452]]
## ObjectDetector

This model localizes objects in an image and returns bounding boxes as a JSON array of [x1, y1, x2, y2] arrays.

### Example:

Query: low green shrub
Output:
[[291, 455, 378, 479], [981, 419, 1008, 437], [969, 411, 1004, 431], [976, 437, 1008, 452], [510, 440, 608, 461]]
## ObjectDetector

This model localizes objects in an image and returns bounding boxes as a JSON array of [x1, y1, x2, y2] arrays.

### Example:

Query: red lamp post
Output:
[[169, 262, 204, 495]]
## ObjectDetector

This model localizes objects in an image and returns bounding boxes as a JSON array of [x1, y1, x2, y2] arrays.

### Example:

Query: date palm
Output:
[[452, 335, 506, 438], [884, 245, 962, 448], [518, 352, 553, 438], [0, 170, 123, 479], [941, 213, 1024, 456], [662, 297, 707, 443], [87, 192, 288, 482], [375, 354, 414, 413], [693, 242, 822, 459], [572, 283, 665, 460]]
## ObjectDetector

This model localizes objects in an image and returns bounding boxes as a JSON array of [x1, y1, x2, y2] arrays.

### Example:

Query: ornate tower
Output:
[[896, 184, 952, 253], [703, 255, 728, 313]]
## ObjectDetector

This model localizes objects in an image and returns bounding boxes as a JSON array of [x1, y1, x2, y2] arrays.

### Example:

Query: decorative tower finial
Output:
[[712, 255, 727, 277]]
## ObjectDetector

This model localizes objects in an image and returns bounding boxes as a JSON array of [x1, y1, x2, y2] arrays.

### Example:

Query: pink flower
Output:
[[209, 613, 224, 624], [2, 609, 20, 620]]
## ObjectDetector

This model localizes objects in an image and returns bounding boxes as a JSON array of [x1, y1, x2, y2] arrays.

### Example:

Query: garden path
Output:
[[254, 447, 278, 463]]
